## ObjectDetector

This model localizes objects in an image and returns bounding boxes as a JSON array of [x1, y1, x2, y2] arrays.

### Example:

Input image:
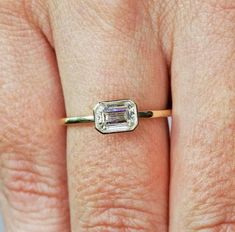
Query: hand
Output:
[[0, 1, 234, 231]]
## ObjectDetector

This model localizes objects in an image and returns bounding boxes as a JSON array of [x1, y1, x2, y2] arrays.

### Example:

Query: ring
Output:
[[62, 99, 171, 134]]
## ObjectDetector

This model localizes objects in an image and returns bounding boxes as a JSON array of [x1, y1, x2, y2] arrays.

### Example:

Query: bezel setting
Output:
[[93, 99, 138, 134]]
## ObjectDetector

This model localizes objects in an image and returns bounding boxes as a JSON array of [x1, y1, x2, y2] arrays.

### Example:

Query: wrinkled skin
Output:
[[0, 0, 234, 231]]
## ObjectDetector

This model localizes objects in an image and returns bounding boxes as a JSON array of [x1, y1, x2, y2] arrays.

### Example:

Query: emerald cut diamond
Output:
[[94, 100, 138, 134]]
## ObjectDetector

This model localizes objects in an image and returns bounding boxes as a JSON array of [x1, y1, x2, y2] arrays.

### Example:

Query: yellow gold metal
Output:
[[63, 109, 171, 126]]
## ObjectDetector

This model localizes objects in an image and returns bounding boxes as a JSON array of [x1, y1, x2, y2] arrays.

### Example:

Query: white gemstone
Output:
[[93, 100, 138, 134]]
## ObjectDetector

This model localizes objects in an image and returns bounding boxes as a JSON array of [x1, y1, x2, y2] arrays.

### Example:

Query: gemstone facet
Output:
[[93, 100, 138, 134]]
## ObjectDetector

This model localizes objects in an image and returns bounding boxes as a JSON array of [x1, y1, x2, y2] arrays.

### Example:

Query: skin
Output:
[[0, 0, 234, 231]]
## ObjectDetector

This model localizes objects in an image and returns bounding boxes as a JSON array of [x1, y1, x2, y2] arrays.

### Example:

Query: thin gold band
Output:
[[63, 109, 171, 126]]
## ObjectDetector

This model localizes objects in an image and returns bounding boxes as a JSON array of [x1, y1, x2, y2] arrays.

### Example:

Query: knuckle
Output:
[[190, 221, 235, 231], [71, 173, 166, 231], [68, 130, 168, 232], [0, 151, 68, 213], [79, 199, 165, 232], [181, 124, 235, 232], [0, 93, 68, 218], [185, 186, 235, 231], [0, 0, 51, 47], [51, 0, 154, 38], [0, 152, 69, 231]]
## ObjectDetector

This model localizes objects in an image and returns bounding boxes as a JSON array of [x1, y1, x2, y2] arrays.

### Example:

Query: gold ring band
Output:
[[62, 99, 171, 134]]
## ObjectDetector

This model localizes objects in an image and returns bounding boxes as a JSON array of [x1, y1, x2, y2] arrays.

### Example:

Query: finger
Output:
[[170, 1, 235, 231], [0, 2, 70, 231], [48, 1, 170, 231]]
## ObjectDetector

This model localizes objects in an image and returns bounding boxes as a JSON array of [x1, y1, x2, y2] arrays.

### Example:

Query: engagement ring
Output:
[[63, 99, 171, 134]]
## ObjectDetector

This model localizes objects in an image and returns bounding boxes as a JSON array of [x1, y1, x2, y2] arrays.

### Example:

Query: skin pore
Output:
[[0, 0, 234, 231]]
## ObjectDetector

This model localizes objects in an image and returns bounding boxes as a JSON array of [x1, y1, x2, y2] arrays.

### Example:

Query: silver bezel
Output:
[[93, 99, 139, 134]]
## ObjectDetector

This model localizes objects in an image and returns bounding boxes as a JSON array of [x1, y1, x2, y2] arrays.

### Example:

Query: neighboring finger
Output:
[[0, 2, 70, 231], [170, 1, 235, 231], [49, 1, 170, 231]]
